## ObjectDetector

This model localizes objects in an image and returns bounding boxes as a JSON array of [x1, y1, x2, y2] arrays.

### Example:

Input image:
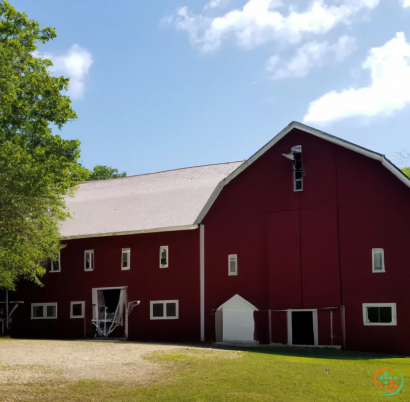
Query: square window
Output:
[[152, 303, 164, 318], [47, 305, 57, 318], [70, 301, 85, 318], [33, 306, 43, 318], [166, 303, 176, 317]]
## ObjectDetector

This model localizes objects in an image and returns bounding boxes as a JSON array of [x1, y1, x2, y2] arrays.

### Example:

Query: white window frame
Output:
[[150, 300, 179, 320], [372, 248, 385, 273], [160, 246, 169, 268], [31, 302, 58, 320], [362, 303, 397, 326], [121, 248, 131, 270], [50, 251, 61, 273], [228, 254, 238, 276], [84, 250, 94, 271], [70, 301, 85, 319]]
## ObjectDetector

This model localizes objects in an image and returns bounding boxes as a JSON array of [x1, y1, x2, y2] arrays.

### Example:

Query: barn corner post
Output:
[[200, 224, 205, 342]]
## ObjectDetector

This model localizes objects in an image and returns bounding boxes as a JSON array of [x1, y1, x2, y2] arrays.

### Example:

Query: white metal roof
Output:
[[61, 161, 243, 239]]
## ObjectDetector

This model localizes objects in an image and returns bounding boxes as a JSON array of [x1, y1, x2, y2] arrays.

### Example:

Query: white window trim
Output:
[[31, 302, 58, 320], [150, 300, 179, 320], [228, 254, 238, 276], [84, 250, 94, 271], [121, 248, 131, 270], [372, 248, 385, 273], [70, 301, 85, 319], [160, 246, 169, 268], [362, 303, 397, 326], [50, 251, 61, 273]]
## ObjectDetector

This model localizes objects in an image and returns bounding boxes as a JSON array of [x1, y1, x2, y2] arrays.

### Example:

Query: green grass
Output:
[[1, 346, 409, 401]]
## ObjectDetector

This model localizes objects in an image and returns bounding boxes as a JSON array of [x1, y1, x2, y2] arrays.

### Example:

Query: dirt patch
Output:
[[0, 339, 180, 385]]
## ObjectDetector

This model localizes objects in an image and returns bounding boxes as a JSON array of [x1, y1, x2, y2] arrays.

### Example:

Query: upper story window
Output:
[[228, 254, 238, 276], [292, 146, 303, 192], [84, 250, 94, 271], [372, 248, 385, 273], [31, 302, 57, 319], [160, 246, 168, 268], [362, 303, 396, 326], [122, 248, 130, 270], [50, 251, 61, 273]]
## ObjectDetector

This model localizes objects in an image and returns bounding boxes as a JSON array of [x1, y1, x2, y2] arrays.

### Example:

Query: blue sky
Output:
[[12, 0, 410, 174]]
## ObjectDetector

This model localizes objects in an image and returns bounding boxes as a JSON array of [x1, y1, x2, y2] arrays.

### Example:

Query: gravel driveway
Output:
[[0, 339, 180, 385]]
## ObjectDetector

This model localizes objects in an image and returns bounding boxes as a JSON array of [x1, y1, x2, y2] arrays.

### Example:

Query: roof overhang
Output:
[[194, 121, 410, 224], [62, 224, 199, 240]]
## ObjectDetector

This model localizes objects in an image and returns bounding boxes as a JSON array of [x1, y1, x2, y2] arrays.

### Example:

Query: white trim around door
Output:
[[287, 309, 318, 346]]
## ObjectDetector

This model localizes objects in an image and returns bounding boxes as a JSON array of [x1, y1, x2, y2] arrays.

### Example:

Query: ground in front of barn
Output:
[[0, 338, 409, 401]]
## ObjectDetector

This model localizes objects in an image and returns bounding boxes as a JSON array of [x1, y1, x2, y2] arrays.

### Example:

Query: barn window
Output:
[[31, 303, 58, 319], [84, 250, 94, 271], [122, 248, 130, 270], [160, 246, 168, 268], [372, 249, 385, 273], [362, 303, 396, 326], [150, 300, 178, 319], [50, 251, 61, 273], [292, 146, 303, 192], [228, 254, 238, 276], [70, 301, 85, 318]]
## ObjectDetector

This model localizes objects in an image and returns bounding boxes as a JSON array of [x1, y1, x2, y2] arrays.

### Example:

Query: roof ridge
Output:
[[82, 160, 245, 184]]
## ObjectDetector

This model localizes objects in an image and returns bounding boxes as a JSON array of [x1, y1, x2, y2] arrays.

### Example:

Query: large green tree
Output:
[[0, 1, 88, 289]]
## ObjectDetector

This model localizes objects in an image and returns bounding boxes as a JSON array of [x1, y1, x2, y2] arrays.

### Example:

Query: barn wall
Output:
[[14, 229, 201, 342], [203, 128, 410, 354]]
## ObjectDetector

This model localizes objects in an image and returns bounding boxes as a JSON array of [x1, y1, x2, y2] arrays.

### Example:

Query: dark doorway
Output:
[[292, 311, 314, 345]]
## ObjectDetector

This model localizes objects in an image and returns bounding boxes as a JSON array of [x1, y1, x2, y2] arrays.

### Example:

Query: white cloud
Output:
[[267, 36, 356, 79], [402, 0, 410, 8], [168, 0, 379, 52], [303, 32, 410, 124], [37, 45, 93, 99], [204, 0, 227, 10]]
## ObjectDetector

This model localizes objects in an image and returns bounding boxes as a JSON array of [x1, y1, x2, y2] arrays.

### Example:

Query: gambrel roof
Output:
[[61, 121, 409, 239], [61, 161, 243, 239]]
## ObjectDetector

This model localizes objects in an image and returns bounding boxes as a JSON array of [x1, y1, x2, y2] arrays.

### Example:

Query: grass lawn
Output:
[[2, 344, 409, 401]]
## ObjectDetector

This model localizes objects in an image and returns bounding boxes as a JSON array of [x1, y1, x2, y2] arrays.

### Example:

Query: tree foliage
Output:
[[0, 1, 88, 289], [87, 165, 127, 181], [402, 167, 410, 178]]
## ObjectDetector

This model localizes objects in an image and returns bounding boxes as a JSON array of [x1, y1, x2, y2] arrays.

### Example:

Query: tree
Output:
[[402, 168, 410, 178], [87, 165, 127, 181], [0, 1, 88, 289]]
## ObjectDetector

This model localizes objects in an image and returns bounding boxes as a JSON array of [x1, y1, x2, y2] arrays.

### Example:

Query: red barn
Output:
[[12, 122, 410, 355]]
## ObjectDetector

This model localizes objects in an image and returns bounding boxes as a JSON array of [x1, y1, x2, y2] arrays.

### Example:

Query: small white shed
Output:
[[215, 294, 259, 344]]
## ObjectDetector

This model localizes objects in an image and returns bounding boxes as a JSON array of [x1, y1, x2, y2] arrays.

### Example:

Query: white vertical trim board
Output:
[[70, 301, 85, 319], [200, 224, 205, 342], [287, 309, 318, 346]]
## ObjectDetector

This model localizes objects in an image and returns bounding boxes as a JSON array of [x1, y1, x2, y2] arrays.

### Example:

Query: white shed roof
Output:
[[60, 161, 243, 239]]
